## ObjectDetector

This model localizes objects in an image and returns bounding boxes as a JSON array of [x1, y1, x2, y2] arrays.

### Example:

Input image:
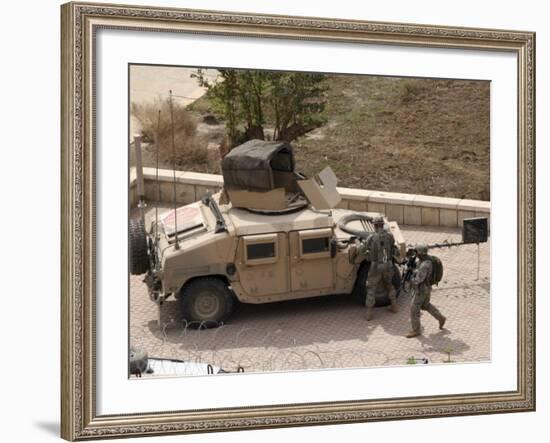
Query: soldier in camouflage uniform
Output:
[[364, 216, 398, 321], [406, 244, 446, 338]]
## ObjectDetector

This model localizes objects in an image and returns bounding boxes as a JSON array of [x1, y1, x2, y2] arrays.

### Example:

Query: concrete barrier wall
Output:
[[130, 167, 490, 228]]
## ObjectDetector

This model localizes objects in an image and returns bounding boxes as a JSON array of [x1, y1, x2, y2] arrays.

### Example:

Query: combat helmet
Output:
[[415, 244, 428, 256], [372, 215, 385, 226]]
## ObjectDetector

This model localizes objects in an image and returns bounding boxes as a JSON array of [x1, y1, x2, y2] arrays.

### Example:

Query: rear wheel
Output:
[[179, 278, 235, 328]]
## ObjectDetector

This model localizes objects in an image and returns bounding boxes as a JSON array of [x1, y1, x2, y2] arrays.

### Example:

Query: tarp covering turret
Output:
[[221, 139, 295, 192]]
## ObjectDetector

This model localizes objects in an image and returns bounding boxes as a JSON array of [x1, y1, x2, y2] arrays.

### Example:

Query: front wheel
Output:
[[179, 278, 235, 328]]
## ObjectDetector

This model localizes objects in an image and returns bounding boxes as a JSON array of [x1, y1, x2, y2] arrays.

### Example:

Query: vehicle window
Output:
[[247, 242, 276, 260], [302, 237, 330, 254]]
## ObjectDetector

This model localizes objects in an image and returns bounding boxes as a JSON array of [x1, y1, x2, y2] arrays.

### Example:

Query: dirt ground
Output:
[[293, 75, 490, 200]]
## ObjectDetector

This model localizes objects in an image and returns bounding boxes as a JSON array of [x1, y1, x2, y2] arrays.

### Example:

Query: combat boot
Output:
[[406, 330, 421, 338], [388, 301, 398, 313], [365, 307, 373, 321], [439, 316, 447, 329]]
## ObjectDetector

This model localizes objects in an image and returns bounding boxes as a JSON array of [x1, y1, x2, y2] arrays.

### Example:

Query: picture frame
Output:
[[60, 1, 536, 440]]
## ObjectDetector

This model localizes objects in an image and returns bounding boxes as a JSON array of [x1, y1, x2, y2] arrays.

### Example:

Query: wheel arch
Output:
[[176, 274, 232, 298]]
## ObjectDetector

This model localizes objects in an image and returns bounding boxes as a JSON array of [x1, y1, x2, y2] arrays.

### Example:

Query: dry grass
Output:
[[131, 98, 208, 167], [184, 74, 490, 200], [292, 75, 490, 200]]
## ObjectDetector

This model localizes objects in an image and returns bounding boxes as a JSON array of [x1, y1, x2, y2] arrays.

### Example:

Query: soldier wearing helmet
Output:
[[363, 215, 398, 321], [406, 243, 446, 338]]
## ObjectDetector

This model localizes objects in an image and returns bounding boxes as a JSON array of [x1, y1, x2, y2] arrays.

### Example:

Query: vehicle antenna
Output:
[[169, 90, 180, 250], [154, 109, 161, 250]]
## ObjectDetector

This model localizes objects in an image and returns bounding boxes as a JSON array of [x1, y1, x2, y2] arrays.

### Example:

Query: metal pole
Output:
[[476, 243, 480, 280], [133, 135, 147, 222], [155, 111, 161, 246], [169, 90, 180, 250]]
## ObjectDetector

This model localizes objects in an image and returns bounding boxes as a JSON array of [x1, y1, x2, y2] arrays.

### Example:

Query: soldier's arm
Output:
[[411, 260, 431, 286], [361, 234, 374, 255], [388, 232, 399, 259]]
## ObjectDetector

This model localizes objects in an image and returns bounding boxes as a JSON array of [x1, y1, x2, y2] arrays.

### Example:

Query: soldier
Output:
[[406, 244, 446, 338], [364, 216, 398, 321]]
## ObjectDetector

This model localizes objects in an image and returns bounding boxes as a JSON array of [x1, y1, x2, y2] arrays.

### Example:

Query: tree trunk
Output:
[[278, 123, 316, 142], [245, 125, 265, 141]]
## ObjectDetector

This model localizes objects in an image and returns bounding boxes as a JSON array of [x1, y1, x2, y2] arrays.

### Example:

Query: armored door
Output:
[[289, 228, 334, 293], [234, 233, 290, 297]]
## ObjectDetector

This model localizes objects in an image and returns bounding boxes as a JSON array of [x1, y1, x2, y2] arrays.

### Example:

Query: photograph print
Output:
[[128, 64, 490, 378]]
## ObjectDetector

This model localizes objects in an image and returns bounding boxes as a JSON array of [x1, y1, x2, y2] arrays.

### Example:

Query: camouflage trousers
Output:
[[366, 262, 396, 308], [410, 289, 445, 332]]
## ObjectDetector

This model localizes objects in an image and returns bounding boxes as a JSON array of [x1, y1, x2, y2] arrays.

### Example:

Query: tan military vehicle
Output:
[[130, 140, 406, 327]]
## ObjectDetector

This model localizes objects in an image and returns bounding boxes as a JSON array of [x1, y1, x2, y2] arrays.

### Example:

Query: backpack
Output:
[[427, 255, 444, 286]]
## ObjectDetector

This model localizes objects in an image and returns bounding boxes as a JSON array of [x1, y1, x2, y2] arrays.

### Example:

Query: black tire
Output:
[[179, 278, 235, 328], [129, 218, 150, 275], [352, 262, 402, 307]]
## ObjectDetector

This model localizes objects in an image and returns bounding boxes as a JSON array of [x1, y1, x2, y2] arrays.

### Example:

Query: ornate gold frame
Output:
[[61, 2, 536, 440]]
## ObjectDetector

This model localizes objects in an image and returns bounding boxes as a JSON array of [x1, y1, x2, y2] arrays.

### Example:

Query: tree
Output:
[[131, 97, 206, 166], [193, 69, 327, 146]]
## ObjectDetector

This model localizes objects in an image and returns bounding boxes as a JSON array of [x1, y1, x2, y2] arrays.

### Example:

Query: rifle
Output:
[[398, 248, 417, 294], [389, 217, 488, 293]]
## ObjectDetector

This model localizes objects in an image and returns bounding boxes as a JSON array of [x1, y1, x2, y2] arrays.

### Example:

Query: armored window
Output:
[[302, 237, 329, 254], [247, 242, 276, 260], [243, 233, 278, 265], [298, 228, 332, 260]]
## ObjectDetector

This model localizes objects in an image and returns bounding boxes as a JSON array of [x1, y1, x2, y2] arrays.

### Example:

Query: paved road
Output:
[[130, 225, 490, 374]]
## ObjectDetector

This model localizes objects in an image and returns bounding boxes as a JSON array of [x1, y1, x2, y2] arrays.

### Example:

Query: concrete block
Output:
[[385, 204, 404, 224], [178, 170, 224, 187], [338, 187, 372, 201], [414, 195, 461, 210], [439, 209, 458, 227], [404, 206, 422, 225], [159, 182, 175, 203], [154, 181, 193, 205], [195, 184, 221, 201], [458, 210, 476, 227], [367, 202, 386, 215], [421, 207, 440, 226], [177, 183, 196, 204], [348, 199, 367, 212], [336, 199, 349, 209], [369, 191, 416, 206], [457, 199, 491, 212], [143, 181, 155, 202]]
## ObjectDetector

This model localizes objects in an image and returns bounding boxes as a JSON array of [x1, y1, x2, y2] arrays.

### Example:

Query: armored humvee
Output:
[[130, 140, 406, 326]]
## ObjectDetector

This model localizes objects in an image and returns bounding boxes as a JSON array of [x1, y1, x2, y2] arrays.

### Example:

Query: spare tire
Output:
[[129, 218, 150, 275]]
